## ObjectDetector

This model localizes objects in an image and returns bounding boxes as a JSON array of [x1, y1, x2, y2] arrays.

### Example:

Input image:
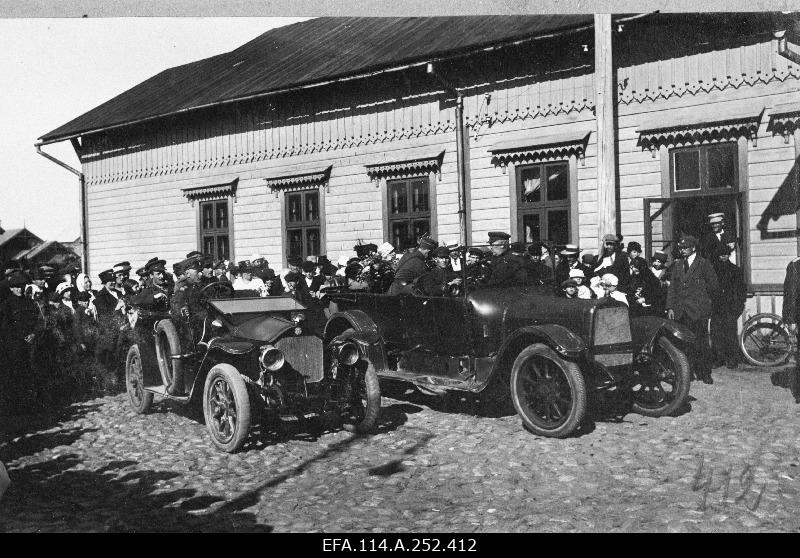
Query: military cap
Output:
[[708, 213, 725, 224], [113, 261, 131, 273], [418, 237, 439, 250], [561, 278, 579, 288], [301, 261, 317, 272], [602, 234, 619, 244], [8, 270, 30, 287], [432, 246, 451, 258], [527, 241, 544, 255], [144, 258, 167, 274], [287, 256, 303, 267], [186, 251, 203, 259], [136, 266, 149, 277], [468, 247, 485, 257], [627, 241, 642, 253], [652, 251, 668, 262], [509, 241, 526, 254], [176, 257, 203, 275], [677, 235, 698, 248], [487, 231, 511, 243], [99, 269, 115, 284]]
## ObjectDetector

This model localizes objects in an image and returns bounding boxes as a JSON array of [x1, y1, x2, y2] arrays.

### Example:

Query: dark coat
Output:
[[294, 275, 326, 307], [711, 260, 747, 317], [666, 254, 720, 321], [416, 266, 458, 296], [94, 287, 121, 318], [783, 258, 800, 323], [130, 284, 170, 312], [483, 251, 526, 287], [593, 250, 631, 292], [700, 229, 736, 260]]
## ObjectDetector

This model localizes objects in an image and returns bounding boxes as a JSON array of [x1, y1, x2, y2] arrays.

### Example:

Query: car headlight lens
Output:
[[335, 341, 360, 366], [260, 345, 285, 371]]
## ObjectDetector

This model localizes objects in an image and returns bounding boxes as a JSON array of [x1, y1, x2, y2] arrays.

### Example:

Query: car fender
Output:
[[630, 315, 696, 351], [206, 337, 257, 355], [501, 324, 587, 360], [324, 310, 388, 373]]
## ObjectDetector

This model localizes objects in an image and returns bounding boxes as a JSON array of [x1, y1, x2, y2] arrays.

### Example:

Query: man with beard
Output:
[[594, 234, 631, 293], [710, 245, 746, 369]]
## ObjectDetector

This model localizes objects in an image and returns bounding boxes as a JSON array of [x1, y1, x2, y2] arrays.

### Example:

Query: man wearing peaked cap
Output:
[[185, 251, 203, 260], [555, 244, 591, 290], [483, 231, 526, 288], [131, 258, 169, 311], [415, 245, 462, 296], [388, 236, 439, 295], [666, 234, 720, 384]]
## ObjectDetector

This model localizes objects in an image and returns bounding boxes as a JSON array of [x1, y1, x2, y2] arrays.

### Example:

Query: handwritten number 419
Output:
[[692, 456, 767, 512]]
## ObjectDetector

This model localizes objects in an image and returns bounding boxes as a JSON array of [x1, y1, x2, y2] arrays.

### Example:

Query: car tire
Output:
[[125, 344, 153, 414], [154, 319, 184, 395], [333, 329, 381, 434], [509, 343, 586, 438], [630, 336, 691, 417], [202, 364, 251, 453]]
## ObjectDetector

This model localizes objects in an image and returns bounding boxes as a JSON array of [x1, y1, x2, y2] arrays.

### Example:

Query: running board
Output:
[[145, 385, 190, 402], [377, 370, 479, 392]]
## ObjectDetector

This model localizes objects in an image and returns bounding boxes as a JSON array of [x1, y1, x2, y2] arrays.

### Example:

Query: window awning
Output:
[[489, 130, 591, 170], [264, 165, 332, 195], [768, 101, 800, 142], [638, 104, 763, 152], [182, 176, 239, 203], [365, 149, 445, 181]]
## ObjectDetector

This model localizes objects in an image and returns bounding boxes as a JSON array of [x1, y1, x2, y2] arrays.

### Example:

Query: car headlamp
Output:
[[259, 345, 285, 371]]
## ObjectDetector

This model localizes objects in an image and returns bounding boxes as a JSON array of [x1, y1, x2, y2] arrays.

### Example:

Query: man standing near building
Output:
[[482, 232, 525, 288], [701, 213, 737, 263], [710, 245, 747, 369], [594, 234, 631, 292], [388, 236, 438, 295], [782, 255, 800, 403], [666, 235, 719, 384]]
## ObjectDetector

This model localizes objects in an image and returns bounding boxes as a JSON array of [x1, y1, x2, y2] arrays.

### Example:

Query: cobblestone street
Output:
[[2, 365, 800, 533]]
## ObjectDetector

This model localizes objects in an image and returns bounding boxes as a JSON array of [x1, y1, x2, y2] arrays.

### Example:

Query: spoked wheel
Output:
[[125, 344, 153, 414], [330, 329, 381, 434], [154, 319, 184, 395], [510, 344, 586, 438], [739, 313, 793, 367], [630, 336, 691, 417], [203, 364, 251, 453]]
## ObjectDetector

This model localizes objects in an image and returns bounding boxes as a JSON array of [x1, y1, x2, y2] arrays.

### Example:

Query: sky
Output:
[[0, 17, 309, 242]]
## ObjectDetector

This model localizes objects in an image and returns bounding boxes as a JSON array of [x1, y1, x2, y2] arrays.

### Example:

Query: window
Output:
[[199, 200, 230, 261], [671, 143, 737, 193], [387, 177, 431, 251], [285, 190, 321, 260], [516, 162, 570, 245]]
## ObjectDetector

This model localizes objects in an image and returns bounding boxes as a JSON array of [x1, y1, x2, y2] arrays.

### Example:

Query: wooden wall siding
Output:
[[616, 78, 800, 287], [617, 38, 800, 105]]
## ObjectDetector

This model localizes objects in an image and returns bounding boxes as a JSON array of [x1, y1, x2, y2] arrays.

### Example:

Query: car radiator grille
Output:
[[592, 306, 633, 367], [276, 335, 324, 383]]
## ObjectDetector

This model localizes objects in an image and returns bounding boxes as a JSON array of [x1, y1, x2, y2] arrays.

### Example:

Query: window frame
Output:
[[669, 142, 739, 197], [381, 174, 438, 251], [280, 187, 326, 266], [195, 197, 234, 264], [509, 158, 577, 246]]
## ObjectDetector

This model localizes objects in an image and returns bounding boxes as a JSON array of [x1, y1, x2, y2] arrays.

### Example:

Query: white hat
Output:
[[377, 242, 395, 258], [707, 213, 724, 224], [569, 268, 585, 278], [601, 273, 619, 287], [55, 282, 72, 294]]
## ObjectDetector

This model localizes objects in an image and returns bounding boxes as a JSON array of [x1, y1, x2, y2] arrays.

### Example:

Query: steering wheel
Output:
[[446, 283, 463, 297], [198, 281, 234, 300]]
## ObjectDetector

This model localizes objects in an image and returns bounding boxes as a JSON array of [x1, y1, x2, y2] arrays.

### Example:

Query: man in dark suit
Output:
[[710, 245, 747, 369], [594, 234, 631, 292], [416, 246, 462, 296], [294, 261, 325, 307], [482, 232, 526, 288], [782, 255, 800, 402], [666, 235, 720, 384], [388, 236, 438, 295]]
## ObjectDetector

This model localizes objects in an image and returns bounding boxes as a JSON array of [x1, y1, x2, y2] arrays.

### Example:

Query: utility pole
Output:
[[595, 14, 618, 247]]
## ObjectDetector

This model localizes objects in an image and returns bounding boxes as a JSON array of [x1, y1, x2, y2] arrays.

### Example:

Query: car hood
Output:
[[208, 296, 305, 342]]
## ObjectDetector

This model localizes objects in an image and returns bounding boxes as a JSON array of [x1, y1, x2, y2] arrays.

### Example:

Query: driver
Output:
[[415, 246, 462, 296], [170, 256, 206, 348]]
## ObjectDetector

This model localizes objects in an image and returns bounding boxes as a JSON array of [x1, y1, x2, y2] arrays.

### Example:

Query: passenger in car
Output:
[[481, 232, 526, 288], [600, 273, 629, 306], [415, 246, 463, 296], [560, 278, 580, 299], [388, 236, 438, 295]]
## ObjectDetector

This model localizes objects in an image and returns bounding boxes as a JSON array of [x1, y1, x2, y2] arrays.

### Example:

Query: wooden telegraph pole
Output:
[[595, 14, 617, 247]]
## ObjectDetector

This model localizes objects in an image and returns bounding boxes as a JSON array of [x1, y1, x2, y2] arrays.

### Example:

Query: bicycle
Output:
[[738, 312, 796, 367]]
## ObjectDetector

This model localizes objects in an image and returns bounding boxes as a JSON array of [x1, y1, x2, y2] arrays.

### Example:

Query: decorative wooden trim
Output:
[[366, 151, 444, 182], [639, 111, 763, 153], [265, 166, 332, 197], [182, 177, 238, 206], [490, 132, 590, 173], [768, 102, 800, 144]]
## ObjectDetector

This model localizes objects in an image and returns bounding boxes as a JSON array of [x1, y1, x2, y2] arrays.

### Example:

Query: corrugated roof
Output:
[[40, 16, 597, 143]]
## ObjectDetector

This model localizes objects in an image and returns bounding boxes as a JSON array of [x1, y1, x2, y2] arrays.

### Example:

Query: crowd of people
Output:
[[0, 211, 748, 415]]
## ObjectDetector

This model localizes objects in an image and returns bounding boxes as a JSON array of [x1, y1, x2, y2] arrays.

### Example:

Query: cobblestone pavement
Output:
[[2, 365, 800, 533]]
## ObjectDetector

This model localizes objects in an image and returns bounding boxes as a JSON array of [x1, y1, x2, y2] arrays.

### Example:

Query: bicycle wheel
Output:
[[739, 313, 793, 367]]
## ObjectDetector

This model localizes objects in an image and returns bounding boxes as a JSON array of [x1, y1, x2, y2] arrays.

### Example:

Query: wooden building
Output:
[[38, 14, 800, 316]]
